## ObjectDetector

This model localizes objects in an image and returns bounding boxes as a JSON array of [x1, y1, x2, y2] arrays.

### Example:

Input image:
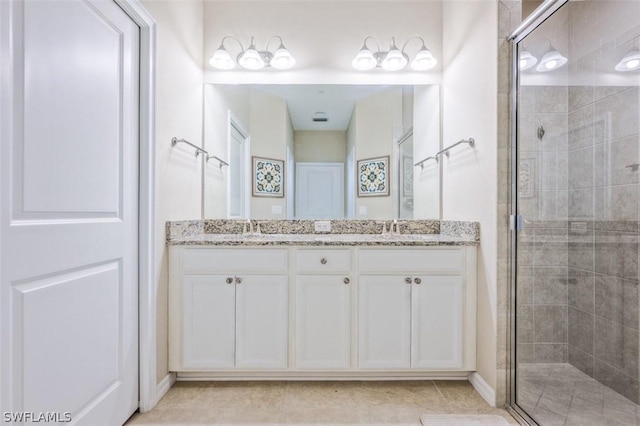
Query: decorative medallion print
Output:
[[358, 156, 390, 197], [253, 157, 284, 197]]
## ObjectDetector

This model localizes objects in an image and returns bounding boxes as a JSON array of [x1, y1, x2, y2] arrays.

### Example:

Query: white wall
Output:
[[250, 89, 290, 218], [351, 89, 399, 219], [141, 0, 204, 385], [203, 84, 250, 218], [294, 130, 347, 162], [442, 0, 498, 400], [203, 1, 442, 85], [413, 85, 440, 219]]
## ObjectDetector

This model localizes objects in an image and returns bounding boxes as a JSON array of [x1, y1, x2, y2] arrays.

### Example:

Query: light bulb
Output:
[[615, 49, 640, 72], [411, 47, 437, 71], [519, 50, 537, 71], [352, 47, 377, 71], [209, 46, 235, 70], [270, 45, 295, 70], [381, 47, 408, 71], [238, 45, 265, 70], [536, 48, 567, 72]]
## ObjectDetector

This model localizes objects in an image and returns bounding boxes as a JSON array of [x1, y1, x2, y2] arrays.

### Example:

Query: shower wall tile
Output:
[[594, 136, 640, 187], [535, 86, 569, 113], [568, 146, 594, 190], [517, 305, 534, 343], [568, 268, 595, 313], [520, 86, 535, 114], [568, 307, 594, 355], [594, 230, 638, 280], [595, 185, 638, 223], [534, 306, 567, 343], [533, 266, 568, 305], [595, 360, 639, 405], [568, 104, 595, 150], [533, 343, 567, 363], [594, 317, 639, 379], [594, 275, 639, 329], [538, 113, 569, 152], [569, 86, 594, 111], [568, 345, 595, 377], [517, 265, 534, 304], [568, 188, 594, 219], [595, 87, 640, 142]]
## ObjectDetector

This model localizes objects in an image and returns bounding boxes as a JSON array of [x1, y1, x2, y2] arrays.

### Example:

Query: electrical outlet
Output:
[[314, 220, 331, 233], [271, 205, 282, 214], [359, 206, 367, 215]]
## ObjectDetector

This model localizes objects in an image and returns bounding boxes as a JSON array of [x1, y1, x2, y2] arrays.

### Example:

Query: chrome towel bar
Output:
[[414, 137, 475, 169], [171, 137, 229, 168]]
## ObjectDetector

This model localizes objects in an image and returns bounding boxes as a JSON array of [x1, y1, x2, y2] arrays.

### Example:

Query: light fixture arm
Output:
[[265, 35, 286, 52], [219, 35, 245, 53], [361, 36, 381, 53], [401, 36, 426, 53]]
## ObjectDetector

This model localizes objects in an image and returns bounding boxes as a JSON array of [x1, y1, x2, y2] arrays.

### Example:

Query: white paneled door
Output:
[[1, 0, 140, 424]]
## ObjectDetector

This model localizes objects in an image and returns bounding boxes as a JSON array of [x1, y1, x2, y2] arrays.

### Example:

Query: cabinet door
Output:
[[236, 275, 288, 368], [412, 275, 464, 369], [296, 276, 351, 369], [183, 275, 236, 369], [359, 275, 411, 369]]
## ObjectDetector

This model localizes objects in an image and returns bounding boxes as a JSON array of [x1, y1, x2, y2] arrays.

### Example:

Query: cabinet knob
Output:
[[343, 277, 350, 285], [405, 277, 412, 284], [226, 277, 233, 284], [320, 257, 328, 265], [414, 277, 422, 285], [235, 277, 242, 284]]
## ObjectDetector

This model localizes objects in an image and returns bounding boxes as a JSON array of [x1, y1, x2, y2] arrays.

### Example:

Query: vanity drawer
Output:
[[296, 249, 351, 273], [183, 248, 288, 274], [359, 248, 464, 273]]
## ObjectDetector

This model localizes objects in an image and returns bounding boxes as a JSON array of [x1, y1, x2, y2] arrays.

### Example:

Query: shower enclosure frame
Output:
[[506, 0, 569, 423]]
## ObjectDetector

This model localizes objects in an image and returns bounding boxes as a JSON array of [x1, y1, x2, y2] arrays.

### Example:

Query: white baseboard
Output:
[[468, 372, 496, 407], [154, 372, 176, 406]]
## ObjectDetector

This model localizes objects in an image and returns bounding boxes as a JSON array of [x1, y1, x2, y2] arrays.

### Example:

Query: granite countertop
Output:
[[166, 220, 480, 247]]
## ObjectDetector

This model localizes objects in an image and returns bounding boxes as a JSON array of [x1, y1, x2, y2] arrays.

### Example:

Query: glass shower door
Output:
[[511, 1, 640, 424]]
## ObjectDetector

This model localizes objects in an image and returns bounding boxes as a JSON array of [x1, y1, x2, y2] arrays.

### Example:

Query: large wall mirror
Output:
[[203, 84, 440, 220]]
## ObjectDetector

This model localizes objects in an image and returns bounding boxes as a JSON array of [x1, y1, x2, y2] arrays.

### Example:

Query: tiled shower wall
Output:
[[566, 81, 640, 401], [517, 86, 570, 365]]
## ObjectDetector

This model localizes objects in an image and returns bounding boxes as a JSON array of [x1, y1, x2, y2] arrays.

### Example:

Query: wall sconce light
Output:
[[352, 36, 437, 72], [209, 35, 295, 70], [535, 39, 567, 72], [518, 49, 538, 71], [615, 39, 640, 72]]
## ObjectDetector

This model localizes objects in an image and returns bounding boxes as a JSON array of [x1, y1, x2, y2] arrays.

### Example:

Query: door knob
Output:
[[225, 277, 233, 284], [235, 277, 242, 284], [320, 258, 328, 264], [343, 277, 350, 285], [414, 277, 422, 285], [405, 277, 412, 284]]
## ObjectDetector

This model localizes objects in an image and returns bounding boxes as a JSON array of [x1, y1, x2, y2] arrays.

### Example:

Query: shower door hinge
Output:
[[510, 214, 523, 231]]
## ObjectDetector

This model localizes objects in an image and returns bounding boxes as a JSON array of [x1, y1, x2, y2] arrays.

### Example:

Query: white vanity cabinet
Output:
[[295, 249, 352, 369], [169, 248, 289, 371], [358, 248, 474, 370], [169, 244, 476, 377]]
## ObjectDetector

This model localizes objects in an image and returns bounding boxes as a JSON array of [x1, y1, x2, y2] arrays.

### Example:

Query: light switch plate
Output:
[[359, 205, 367, 215], [314, 220, 331, 233], [271, 205, 282, 214]]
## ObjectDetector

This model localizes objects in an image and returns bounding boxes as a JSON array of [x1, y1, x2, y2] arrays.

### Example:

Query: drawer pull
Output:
[[235, 277, 242, 284], [225, 277, 233, 284], [343, 277, 350, 285], [414, 277, 422, 285], [320, 258, 328, 265], [405, 277, 412, 284]]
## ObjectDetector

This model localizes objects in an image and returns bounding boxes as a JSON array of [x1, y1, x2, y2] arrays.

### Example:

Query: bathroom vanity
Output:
[[167, 220, 479, 379]]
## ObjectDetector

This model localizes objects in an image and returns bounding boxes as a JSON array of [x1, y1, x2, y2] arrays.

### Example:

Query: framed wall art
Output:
[[358, 156, 389, 197], [252, 156, 284, 197]]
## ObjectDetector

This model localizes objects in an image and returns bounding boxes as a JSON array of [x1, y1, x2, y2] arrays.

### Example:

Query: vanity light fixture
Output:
[[615, 39, 640, 72], [519, 49, 538, 71], [535, 39, 567, 72], [352, 36, 437, 72], [209, 35, 296, 71]]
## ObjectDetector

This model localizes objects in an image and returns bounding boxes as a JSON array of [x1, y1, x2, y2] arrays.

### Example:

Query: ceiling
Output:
[[253, 84, 392, 131]]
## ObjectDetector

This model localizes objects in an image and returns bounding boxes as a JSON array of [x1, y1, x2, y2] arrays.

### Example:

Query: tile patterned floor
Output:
[[127, 380, 518, 425], [517, 363, 640, 425]]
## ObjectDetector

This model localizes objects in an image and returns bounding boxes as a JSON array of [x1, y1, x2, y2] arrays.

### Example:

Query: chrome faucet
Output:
[[392, 219, 400, 235], [243, 219, 254, 235], [378, 221, 388, 235]]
